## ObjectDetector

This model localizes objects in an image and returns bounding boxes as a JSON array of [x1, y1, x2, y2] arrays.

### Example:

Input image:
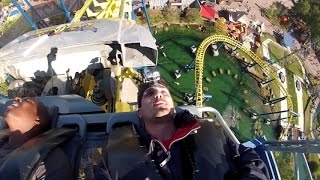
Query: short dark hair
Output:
[[137, 79, 168, 108]]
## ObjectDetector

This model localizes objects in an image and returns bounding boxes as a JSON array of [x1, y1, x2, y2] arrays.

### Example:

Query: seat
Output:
[[60, 132, 83, 179], [49, 108, 84, 179], [106, 111, 140, 133], [0, 99, 82, 180], [56, 114, 87, 180]]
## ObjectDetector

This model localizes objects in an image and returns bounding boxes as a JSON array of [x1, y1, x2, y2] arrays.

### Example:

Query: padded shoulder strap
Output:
[[193, 121, 232, 179], [0, 129, 10, 147], [106, 124, 159, 180], [0, 128, 76, 180]]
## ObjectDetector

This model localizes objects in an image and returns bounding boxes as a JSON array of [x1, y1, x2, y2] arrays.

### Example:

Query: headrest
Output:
[[0, 99, 13, 116], [106, 111, 141, 133], [47, 106, 59, 128]]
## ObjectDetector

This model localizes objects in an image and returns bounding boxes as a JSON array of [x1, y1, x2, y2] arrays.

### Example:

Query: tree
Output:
[[149, 9, 165, 24], [275, 153, 294, 180], [307, 155, 320, 178], [162, 6, 180, 23], [49, 14, 67, 26], [1, 0, 11, 7], [292, 0, 311, 19], [292, 0, 320, 43], [183, 8, 203, 24], [0, 82, 9, 96], [207, 18, 228, 35], [310, 5, 320, 40]]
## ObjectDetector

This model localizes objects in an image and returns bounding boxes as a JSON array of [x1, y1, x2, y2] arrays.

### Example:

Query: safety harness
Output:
[[0, 128, 76, 180], [105, 120, 233, 180]]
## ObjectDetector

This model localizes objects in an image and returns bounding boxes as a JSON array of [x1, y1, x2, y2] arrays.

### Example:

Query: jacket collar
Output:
[[161, 119, 200, 150], [138, 110, 200, 150]]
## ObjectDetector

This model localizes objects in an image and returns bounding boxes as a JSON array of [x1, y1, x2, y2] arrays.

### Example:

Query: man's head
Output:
[[4, 97, 50, 134], [137, 79, 174, 120]]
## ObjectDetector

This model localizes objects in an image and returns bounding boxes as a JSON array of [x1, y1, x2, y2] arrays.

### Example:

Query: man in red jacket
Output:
[[103, 79, 270, 180]]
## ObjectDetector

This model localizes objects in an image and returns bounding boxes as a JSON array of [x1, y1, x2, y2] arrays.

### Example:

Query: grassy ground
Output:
[[268, 42, 303, 78], [286, 71, 299, 124], [275, 153, 294, 180], [267, 40, 306, 125], [0, 82, 9, 96], [255, 33, 277, 58], [155, 28, 277, 142], [309, 154, 320, 179]]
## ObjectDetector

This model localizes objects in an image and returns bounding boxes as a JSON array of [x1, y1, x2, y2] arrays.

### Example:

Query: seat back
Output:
[[60, 133, 83, 179], [106, 111, 140, 133], [56, 114, 87, 180]]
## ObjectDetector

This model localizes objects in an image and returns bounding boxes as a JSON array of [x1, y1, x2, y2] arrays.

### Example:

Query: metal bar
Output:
[[264, 140, 320, 145], [60, 0, 72, 22], [267, 96, 287, 105], [264, 145, 320, 153], [11, 0, 38, 29], [294, 153, 299, 180], [142, 0, 152, 33], [23, 0, 49, 28], [302, 153, 314, 180], [72, 0, 94, 22]]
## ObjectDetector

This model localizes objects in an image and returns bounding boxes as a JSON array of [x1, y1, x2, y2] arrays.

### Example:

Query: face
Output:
[[139, 84, 174, 120], [4, 97, 45, 133]]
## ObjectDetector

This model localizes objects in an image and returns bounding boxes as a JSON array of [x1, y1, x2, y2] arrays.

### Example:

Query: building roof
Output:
[[200, 5, 215, 20]]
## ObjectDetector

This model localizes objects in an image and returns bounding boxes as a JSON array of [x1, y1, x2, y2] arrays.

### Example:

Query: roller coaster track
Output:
[[72, 0, 132, 22], [195, 35, 293, 139]]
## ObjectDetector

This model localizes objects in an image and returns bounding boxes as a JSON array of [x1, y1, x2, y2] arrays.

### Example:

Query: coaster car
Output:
[[0, 95, 278, 179]]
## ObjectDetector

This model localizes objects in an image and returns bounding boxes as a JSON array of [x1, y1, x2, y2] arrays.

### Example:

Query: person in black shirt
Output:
[[0, 97, 72, 180]]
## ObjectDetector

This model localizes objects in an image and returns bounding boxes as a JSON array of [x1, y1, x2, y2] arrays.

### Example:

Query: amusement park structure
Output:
[[0, 0, 155, 113], [194, 35, 294, 139], [0, 0, 152, 47]]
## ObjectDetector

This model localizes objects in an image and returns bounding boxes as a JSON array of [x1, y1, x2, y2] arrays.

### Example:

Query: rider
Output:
[[103, 79, 270, 180], [0, 97, 73, 180]]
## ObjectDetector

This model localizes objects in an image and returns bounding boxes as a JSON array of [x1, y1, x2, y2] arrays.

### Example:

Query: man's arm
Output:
[[228, 140, 270, 180], [237, 144, 270, 180], [32, 148, 73, 180]]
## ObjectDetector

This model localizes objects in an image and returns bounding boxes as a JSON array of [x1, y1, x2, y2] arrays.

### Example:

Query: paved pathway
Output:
[[294, 75, 304, 131], [214, 0, 293, 35], [262, 39, 272, 59]]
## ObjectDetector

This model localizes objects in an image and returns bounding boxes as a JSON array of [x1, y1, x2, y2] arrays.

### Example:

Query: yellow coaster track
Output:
[[195, 35, 293, 139], [72, 0, 133, 22]]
